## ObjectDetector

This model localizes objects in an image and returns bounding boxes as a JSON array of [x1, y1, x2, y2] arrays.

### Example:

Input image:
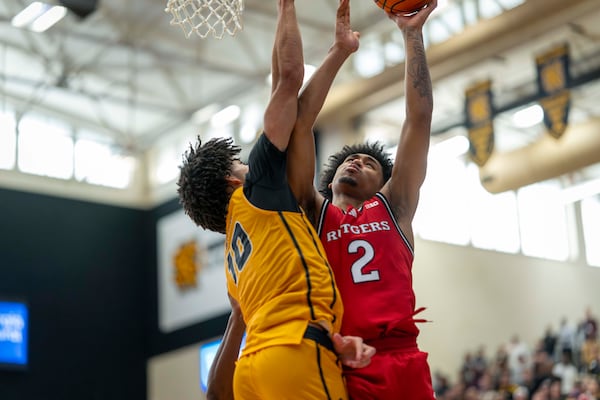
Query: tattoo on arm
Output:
[[406, 30, 433, 106]]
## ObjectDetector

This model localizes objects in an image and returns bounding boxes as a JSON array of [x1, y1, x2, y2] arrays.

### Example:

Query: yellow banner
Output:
[[465, 80, 494, 167], [536, 43, 571, 139]]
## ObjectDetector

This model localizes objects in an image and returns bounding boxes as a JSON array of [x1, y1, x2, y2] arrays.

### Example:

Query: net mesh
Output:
[[165, 0, 244, 39]]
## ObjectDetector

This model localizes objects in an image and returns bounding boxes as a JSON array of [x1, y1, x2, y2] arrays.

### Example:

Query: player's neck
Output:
[[332, 193, 365, 211]]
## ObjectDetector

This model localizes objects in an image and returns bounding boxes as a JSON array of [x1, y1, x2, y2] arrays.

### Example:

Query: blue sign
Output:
[[199, 333, 246, 392], [0, 301, 28, 368]]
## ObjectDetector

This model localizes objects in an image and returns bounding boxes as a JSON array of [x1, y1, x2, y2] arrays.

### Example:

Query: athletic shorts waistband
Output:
[[303, 325, 334, 353], [366, 335, 418, 353]]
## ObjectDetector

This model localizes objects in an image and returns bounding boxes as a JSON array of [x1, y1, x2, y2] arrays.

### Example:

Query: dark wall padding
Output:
[[0, 188, 147, 400]]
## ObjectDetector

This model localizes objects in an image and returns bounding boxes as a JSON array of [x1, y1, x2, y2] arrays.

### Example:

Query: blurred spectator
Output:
[[544, 325, 559, 357], [532, 347, 556, 394], [497, 369, 518, 400], [474, 345, 489, 382], [461, 351, 478, 388], [513, 385, 530, 400], [587, 349, 600, 378], [558, 317, 577, 360], [582, 337, 600, 374], [433, 370, 450, 398], [533, 378, 552, 400], [508, 335, 531, 384], [577, 375, 599, 400], [549, 377, 564, 400], [582, 308, 598, 341], [553, 349, 579, 396]]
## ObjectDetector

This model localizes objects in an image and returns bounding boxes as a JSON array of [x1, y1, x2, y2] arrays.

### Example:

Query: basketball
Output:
[[374, 0, 430, 15]]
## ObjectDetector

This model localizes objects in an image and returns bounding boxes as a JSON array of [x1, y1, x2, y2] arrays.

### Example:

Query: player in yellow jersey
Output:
[[177, 1, 373, 399]]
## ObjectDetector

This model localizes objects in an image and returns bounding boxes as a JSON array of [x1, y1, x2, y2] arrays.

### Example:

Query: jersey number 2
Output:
[[348, 239, 380, 283]]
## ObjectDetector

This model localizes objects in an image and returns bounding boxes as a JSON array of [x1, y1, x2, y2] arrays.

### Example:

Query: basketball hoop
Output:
[[165, 0, 244, 39]]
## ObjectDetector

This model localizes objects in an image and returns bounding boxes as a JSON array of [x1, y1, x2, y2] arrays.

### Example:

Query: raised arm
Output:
[[263, 0, 305, 152], [380, 1, 437, 242], [287, 0, 360, 222], [206, 295, 246, 400]]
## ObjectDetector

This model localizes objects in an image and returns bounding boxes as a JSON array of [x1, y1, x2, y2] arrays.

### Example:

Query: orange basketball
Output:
[[374, 0, 430, 15]]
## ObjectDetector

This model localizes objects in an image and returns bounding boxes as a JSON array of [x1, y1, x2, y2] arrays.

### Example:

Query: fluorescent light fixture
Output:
[[210, 105, 240, 128], [512, 104, 543, 128], [11, 2, 67, 32], [11, 2, 48, 27], [30, 6, 67, 32], [560, 178, 600, 204]]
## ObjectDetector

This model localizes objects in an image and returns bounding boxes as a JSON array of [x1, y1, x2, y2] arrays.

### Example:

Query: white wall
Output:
[[148, 239, 600, 397], [414, 239, 600, 380]]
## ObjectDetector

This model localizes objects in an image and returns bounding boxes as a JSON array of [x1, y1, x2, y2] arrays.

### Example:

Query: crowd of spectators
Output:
[[433, 307, 600, 400]]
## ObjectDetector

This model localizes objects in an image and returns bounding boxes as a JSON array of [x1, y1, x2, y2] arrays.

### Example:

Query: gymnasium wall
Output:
[[0, 187, 148, 400], [147, 237, 600, 400]]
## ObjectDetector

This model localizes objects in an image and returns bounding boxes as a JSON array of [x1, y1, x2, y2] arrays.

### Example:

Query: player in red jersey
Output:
[[288, 1, 438, 398], [203, 0, 437, 398]]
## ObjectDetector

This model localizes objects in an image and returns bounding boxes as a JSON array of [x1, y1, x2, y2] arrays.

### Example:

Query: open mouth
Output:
[[345, 165, 359, 173]]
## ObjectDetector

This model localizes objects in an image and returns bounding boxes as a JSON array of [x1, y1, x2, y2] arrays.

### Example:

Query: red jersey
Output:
[[317, 192, 419, 341]]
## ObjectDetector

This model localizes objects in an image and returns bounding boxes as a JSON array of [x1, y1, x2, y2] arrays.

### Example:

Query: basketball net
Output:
[[165, 0, 244, 39]]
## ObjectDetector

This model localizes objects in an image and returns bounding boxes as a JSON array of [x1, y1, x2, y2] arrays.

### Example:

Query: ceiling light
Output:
[[11, 2, 67, 32], [210, 105, 241, 128], [30, 6, 67, 32], [11, 2, 48, 27], [512, 104, 543, 128]]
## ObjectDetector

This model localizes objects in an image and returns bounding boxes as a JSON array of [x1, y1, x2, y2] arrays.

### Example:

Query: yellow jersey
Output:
[[225, 134, 343, 357]]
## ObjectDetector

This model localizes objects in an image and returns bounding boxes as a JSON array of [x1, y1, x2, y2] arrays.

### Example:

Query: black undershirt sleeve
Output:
[[243, 134, 300, 212]]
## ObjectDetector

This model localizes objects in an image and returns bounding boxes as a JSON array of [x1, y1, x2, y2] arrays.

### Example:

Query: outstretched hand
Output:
[[332, 333, 376, 369], [334, 0, 360, 55], [387, 0, 438, 31]]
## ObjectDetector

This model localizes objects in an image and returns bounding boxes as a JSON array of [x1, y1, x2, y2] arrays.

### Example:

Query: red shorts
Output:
[[343, 337, 435, 400]]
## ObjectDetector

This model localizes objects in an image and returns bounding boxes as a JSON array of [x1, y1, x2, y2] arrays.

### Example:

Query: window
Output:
[[153, 145, 180, 186], [581, 196, 600, 267], [414, 155, 470, 246], [467, 164, 520, 253], [18, 115, 73, 179], [517, 182, 570, 261], [74, 137, 135, 189]]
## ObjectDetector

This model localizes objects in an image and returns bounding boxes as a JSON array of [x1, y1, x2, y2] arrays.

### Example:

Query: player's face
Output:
[[332, 153, 384, 199], [230, 159, 249, 182]]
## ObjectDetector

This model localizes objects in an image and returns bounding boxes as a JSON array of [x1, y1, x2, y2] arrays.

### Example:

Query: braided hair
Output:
[[318, 142, 393, 200], [177, 136, 241, 234]]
